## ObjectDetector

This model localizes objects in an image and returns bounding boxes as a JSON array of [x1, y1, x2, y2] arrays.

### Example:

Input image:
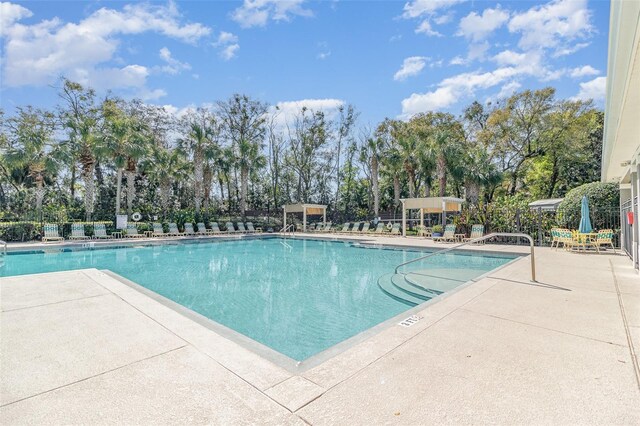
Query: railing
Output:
[[0, 239, 6, 256], [280, 224, 295, 235], [394, 232, 536, 282]]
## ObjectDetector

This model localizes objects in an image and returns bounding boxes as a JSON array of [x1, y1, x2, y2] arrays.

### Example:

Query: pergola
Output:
[[528, 198, 564, 212], [399, 197, 465, 237], [283, 203, 327, 232]]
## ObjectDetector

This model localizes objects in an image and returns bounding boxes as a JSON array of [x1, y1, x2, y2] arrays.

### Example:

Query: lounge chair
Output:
[[209, 222, 222, 234], [236, 222, 247, 233], [594, 229, 615, 253], [389, 223, 401, 235], [69, 223, 88, 240], [336, 223, 351, 233], [93, 223, 113, 239], [349, 222, 362, 233], [225, 222, 237, 233], [463, 224, 485, 243], [360, 222, 370, 233], [433, 224, 456, 242], [372, 223, 385, 234], [184, 223, 196, 235], [168, 223, 184, 236], [416, 225, 432, 237], [125, 223, 145, 238], [317, 222, 332, 232], [246, 222, 261, 233], [196, 223, 210, 235], [152, 223, 169, 237], [42, 223, 63, 242]]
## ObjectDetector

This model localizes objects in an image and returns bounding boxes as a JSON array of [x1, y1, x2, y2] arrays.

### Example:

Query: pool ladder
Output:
[[0, 240, 6, 268]]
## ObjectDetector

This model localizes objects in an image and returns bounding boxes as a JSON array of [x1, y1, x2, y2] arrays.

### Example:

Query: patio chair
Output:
[[42, 223, 64, 242], [168, 223, 184, 236], [336, 223, 351, 233], [196, 223, 210, 235], [225, 222, 237, 233], [372, 223, 385, 234], [390, 223, 401, 235], [416, 225, 432, 237], [210, 222, 222, 234], [359, 222, 370, 233], [246, 222, 262, 233], [433, 224, 456, 242], [93, 223, 113, 239], [550, 228, 561, 249], [349, 222, 362, 233], [320, 222, 332, 232], [125, 223, 145, 238], [69, 223, 89, 240], [594, 229, 616, 253], [152, 223, 169, 237], [236, 222, 247, 233], [463, 224, 485, 243], [184, 223, 196, 235]]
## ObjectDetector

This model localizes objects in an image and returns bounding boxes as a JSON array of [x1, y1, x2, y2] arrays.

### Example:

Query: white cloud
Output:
[[570, 65, 599, 78], [231, 0, 313, 28], [213, 31, 239, 60], [415, 20, 441, 36], [270, 98, 345, 130], [402, 0, 465, 19], [316, 42, 331, 60], [496, 81, 521, 99], [1, 1, 210, 90], [573, 76, 606, 102], [457, 7, 509, 42], [508, 0, 593, 55], [402, 0, 464, 37], [158, 47, 191, 75], [0, 2, 32, 36], [449, 56, 465, 65], [401, 66, 529, 117], [394, 56, 428, 81], [553, 42, 590, 57]]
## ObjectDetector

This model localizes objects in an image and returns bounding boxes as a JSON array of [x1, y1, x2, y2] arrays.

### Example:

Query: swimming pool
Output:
[[1, 237, 517, 361]]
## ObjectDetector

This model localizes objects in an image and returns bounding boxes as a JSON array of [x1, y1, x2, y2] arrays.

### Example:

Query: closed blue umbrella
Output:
[[578, 195, 593, 233]]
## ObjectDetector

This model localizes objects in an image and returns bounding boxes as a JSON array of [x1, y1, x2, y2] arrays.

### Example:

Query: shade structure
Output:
[[399, 197, 465, 237], [283, 203, 327, 232], [578, 196, 593, 233]]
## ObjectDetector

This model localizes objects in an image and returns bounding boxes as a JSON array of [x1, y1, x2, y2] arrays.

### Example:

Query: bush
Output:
[[0, 222, 39, 242], [556, 182, 619, 230]]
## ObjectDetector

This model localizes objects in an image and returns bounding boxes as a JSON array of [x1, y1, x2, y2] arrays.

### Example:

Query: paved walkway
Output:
[[1, 239, 639, 424]]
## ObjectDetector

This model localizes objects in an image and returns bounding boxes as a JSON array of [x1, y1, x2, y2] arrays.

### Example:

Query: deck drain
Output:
[[398, 315, 423, 327]]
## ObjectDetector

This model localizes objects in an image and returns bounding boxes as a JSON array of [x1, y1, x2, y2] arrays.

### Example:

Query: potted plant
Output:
[[432, 224, 443, 237]]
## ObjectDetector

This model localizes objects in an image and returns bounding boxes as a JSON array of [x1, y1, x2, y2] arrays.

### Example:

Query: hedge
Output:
[[556, 182, 619, 230]]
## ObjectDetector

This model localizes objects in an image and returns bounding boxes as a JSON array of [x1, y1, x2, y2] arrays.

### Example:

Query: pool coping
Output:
[[3, 233, 527, 375]]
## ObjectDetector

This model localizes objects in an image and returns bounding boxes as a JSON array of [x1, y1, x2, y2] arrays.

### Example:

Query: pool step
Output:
[[404, 268, 475, 294], [377, 274, 422, 306], [390, 274, 436, 301]]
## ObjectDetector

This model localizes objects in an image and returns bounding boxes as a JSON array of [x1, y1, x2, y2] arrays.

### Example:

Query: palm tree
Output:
[[178, 108, 220, 215], [360, 134, 384, 215], [377, 119, 404, 209], [3, 107, 59, 218], [59, 80, 99, 221], [101, 99, 149, 216], [236, 138, 266, 215], [142, 147, 189, 218]]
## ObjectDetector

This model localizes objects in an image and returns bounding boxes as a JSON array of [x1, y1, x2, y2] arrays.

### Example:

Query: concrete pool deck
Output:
[[1, 236, 639, 424]]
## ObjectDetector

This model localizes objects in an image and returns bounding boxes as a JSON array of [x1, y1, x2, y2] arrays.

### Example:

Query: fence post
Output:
[[537, 207, 543, 246]]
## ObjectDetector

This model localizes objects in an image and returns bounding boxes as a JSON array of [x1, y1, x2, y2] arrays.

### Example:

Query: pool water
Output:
[[1, 238, 516, 361]]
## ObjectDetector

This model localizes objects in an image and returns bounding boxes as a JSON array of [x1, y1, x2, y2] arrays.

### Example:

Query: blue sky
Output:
[[0, 0, 610, 126]]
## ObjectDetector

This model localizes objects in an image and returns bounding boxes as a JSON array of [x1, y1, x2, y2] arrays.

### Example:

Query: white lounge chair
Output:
[[433, 224, 456, 242], [359, 222, 370, 233], [168, 223, 184, 236], [125, 223, 145, 238], [225, 222, 237, 233], [184, 223, 196, 235], [196, 223, 209, 235], [463, 224, 485, 243], [246, 222, 261, 233], [42, 224, 63, 242], [372, 223, 385, 234], [93, 223, 112, 239], [236, 222, 247, 233], [69, 223, 88, 240], [209, 222, 222, 234], [152, 223, 169, 237], [390, 223, 401, 235]]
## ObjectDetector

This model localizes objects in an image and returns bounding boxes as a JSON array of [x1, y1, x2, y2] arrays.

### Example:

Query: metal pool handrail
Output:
[[280, 224, 295, 234], [0, 240, 6, 255], [394, 232, 536, 282]]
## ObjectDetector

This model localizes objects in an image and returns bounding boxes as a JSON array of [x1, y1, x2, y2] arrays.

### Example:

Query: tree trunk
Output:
[[193, 150, 204, 214], [70, 163, 76, 199], [371, 156, 379, 215], [407, 169, 416, 198], [80, 149, 95, 221], [35, 175, 44, 219], [115, 168, 123, 215], [423, 181, 431, 197], [437, 155, 447, 197], [465, 179, 480, 205], [160, 180, 171, 219], [203, 164, 213, 211], [240, 166, 248, 216], [393, 175, 400, 208], [125, 170, 135, 215]]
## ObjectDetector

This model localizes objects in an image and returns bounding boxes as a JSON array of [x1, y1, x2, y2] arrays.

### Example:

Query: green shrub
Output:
[[432, 224, 443, 234], [0, 223, 39, 242], [556, 182, 619, 229]]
